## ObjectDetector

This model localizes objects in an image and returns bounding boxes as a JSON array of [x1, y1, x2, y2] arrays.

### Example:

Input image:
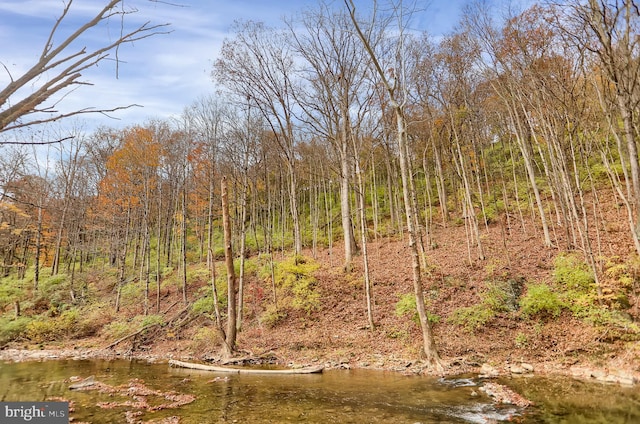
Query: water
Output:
[[0, 359, 638, 423]]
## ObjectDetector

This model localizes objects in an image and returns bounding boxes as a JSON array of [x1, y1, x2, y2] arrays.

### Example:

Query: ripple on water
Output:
[[438, 377, 478, 387], [446, 402, 521, 423]]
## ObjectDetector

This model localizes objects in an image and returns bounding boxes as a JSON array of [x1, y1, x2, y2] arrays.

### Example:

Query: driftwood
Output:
[[169, 359, 324, 375]]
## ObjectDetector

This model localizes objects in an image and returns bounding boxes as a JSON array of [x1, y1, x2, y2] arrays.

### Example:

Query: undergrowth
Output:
[[518, 253, 639, 340], [448, 280, 515, 332], [257, 254, 320, 326]]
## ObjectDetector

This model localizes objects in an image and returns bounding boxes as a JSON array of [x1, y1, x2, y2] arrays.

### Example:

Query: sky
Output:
[[0, 0, 470, 137]]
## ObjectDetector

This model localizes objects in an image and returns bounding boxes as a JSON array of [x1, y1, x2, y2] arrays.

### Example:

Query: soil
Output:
[[2, 200, 639, 386]]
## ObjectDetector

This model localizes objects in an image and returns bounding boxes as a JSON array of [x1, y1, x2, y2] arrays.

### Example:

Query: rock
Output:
[[609, 369, 637, 386], [570, 366, 589, 378], [617, 376, 636, 386], [521, 363, 534, 372], [69, 375, 96, 390], [508, 362, 534, 375], [569, 366, 636, 386], [481, 382, 533, 408], [479, 363, 499, 378], [590, 369, 607, 381], [605, 374, 620, 384], [509, 365, 526, 374]]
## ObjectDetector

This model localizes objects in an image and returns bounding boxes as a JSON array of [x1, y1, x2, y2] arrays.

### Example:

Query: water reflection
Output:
[[0, 359, 637, 423]]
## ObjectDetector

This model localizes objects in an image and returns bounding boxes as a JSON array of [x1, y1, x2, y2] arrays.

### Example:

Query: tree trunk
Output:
[[34, 205, 43, 291], [115, 206, 132, 313], [181, 181, 188, 304], [395, 107, 442, 369], [345, 0, 442, 369], [340, 142, 356, 271], [236, 172, 248, 332], [287, 160, 303, 255], [354, 140, 374, 329], [221, 177, 237, 358]]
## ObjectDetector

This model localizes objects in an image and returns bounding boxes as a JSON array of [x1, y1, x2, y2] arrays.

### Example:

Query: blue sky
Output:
[[0, 0, 469, 134]]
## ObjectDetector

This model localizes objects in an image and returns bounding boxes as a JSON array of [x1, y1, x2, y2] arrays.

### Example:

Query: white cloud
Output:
[[1, 0, 467, 137]]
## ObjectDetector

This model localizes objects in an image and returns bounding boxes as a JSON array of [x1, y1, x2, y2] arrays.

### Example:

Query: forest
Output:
[[0, 0, 639, 372]]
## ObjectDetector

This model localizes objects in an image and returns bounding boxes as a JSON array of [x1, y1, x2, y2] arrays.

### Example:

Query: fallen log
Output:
[[105, 305, 191, 350], [168, 359, 324, 375]]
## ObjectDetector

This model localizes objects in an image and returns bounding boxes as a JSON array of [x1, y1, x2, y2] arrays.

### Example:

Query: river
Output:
[[0, 359, 638, 423]]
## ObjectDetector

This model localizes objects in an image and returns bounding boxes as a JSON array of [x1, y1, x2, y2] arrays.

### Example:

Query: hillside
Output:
[[222, 197, 639, 378], [2, 191, 638, 386]]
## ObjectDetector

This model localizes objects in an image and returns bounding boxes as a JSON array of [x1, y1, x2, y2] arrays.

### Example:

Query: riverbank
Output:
[[1, 341, 637, 388]]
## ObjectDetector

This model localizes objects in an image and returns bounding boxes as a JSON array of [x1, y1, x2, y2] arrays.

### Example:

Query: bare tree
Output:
[[551, 0, 640, 254], [0, 0, 170, 140], [345, 0, 442, 370], [221, 176, 237, 358], [287, 4, 369, 271], [214, 21, 304, 255]]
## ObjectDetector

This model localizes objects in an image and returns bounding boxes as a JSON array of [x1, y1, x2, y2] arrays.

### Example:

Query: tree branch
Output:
[[0, 0, 172, 136]]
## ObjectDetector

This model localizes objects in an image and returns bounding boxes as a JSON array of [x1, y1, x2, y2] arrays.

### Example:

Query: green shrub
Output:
[[103, 313, 165, 341], [186, 266, 210, 285], [515, 332, 528, 348], [519, 283, 564, 318], [448, 280, 513, 332], [26, 319, 54, 342], [192, 296, 215, 315], [139, 314, 164, 329], [386, 328, 410, 339], [0, 316, 31, 345], [395, 293, 439, 324], [103, 320, 131, 340], [395, 293, 417, 320], [600, 255, 639, 309], [272, 255, 321, 314], [482, 201, 503, 225], [449, 304, 495, 332], [0, 282, 24, 311], [570, 307, 639, 340], [553, 254, 604, 319], [259, 304, 287, 328], [484, 283, 511, 312], [26, 309, 80, 342], [34, 274, 70, 310], [119, 282, 144, 307], [553, 254, 594, 291], [541, 253, 639, 340], [189, 327, 221, 352]]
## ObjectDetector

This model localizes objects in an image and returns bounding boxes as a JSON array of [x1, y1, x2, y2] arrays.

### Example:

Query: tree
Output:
[[552, 0, 640, 254], [97, 126, 161, 311], [0, 0, 170, 141], [432, 31, 486, 262], [221, 176, 237, 358], [288, 4, 368, 271], [214, 21, 304, 255], [465, 2, 554, 248], [345, 0, 443, 370]]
